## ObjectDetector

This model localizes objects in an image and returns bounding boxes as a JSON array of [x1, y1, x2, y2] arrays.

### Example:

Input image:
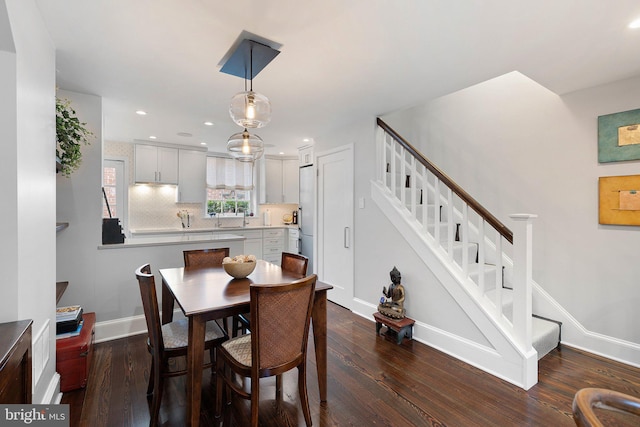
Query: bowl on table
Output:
[[222, 255, 257, 279]]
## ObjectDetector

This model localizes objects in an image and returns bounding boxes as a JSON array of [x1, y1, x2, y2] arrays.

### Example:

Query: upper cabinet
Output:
[[177, 149, 206, 203], [260, 156, 299, 204], [134, 144, 178, 184]]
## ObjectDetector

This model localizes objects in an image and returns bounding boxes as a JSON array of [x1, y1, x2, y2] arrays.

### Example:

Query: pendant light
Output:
[[228, 44, 271, 129], [226, 128, 264, 162]]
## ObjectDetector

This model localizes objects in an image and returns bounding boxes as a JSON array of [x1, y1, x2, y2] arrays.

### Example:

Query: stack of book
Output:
[[56, 305, 83, 339]]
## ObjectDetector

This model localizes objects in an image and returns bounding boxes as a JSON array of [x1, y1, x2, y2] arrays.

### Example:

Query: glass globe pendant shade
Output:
[[229, 90, 271, 128], [226, 128, 264, 162]]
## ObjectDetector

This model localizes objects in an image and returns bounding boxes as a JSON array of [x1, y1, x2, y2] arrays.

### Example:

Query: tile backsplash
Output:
[[105, 141, 299, 232]]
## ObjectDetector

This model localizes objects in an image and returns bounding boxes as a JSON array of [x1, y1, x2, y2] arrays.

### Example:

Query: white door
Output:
[[316, 144, 354, 309]]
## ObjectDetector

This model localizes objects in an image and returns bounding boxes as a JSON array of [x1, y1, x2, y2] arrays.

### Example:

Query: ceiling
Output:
[[35, 0, 640, 156]]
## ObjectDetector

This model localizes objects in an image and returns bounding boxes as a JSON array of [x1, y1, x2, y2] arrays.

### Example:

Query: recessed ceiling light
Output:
[[200, 142, 207, 145], [136, 110, 147, 115], [149, 135, 157, 139], [630, 18, 640, 29], [279, 152, 285, 155], [203, 121, 214, 126], [303, 138, 310, 142], [177, 132, 192, 137]]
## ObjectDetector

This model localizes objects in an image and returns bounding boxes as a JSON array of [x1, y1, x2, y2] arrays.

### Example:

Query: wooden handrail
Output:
[[377, 118, 513, 244]]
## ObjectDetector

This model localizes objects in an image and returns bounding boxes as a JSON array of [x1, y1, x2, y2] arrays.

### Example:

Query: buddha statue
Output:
[[378, 266, 406, 319]]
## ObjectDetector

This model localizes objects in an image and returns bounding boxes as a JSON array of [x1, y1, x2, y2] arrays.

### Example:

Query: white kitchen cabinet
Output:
[[135, 144, 178, 184], [231, 229, 263, 260], [263, 228, 285, 265], [263, 158, 283, 204], [288, 228, 299, 253], [283, 159, 299, 204], [299, 145, 313, 167], [260, 156, 299, 204], [177, 149, 206, 203]]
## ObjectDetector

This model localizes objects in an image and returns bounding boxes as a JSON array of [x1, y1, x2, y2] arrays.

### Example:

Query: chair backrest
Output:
[[573, 387, 640, 426], [250, 274, 317, 375], [135, 264, 164, 353], [281, 252, 308, 276], [183, 248, 230, 268]]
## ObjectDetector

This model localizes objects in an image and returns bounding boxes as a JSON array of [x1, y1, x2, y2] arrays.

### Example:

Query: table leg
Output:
[[161, 278, 175, 325], [186, 315, 205, 427], [311, 290, 328, 402]]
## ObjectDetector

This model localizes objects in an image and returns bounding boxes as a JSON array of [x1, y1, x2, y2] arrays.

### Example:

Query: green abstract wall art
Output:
[[598, 108, 640, 163]]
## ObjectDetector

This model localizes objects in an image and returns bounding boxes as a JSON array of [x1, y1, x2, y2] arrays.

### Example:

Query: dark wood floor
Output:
[[61, 302, 640, 426]]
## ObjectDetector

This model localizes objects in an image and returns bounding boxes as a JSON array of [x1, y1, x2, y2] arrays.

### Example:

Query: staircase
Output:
[[372, 118, 560, 389]]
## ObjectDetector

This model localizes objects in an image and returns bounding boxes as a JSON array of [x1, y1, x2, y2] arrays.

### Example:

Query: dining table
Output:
[[159, 259, 333, 427]]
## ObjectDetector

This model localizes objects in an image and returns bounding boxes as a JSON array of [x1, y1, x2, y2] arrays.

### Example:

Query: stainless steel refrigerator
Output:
[[298, 164, 314, 274]]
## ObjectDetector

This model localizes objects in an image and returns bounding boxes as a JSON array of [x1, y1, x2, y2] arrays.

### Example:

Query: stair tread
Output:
[[532, 317, 560, 360]]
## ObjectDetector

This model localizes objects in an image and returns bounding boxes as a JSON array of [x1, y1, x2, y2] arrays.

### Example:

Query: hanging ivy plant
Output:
[[56, 97, 94, 177]]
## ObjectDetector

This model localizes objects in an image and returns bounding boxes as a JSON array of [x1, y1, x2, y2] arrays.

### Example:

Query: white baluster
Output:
[[494, 233, 503, 317], [447, 188, 454, 260], [477, 219, 486, 294], [462, 204, 469, 276]]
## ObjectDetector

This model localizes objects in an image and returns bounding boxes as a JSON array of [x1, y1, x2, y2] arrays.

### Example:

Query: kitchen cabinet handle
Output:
[[155, 171, 158, 182], [344, 227, 350, 248], [158, 171, 161, 182]]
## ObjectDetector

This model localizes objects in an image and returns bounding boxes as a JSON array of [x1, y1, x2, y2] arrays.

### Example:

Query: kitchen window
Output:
[[206, 155, 255, 217]]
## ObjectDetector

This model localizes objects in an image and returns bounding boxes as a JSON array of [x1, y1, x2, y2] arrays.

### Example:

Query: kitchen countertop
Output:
[[129, 225, 298, 236], [98, 232, 245, 250]]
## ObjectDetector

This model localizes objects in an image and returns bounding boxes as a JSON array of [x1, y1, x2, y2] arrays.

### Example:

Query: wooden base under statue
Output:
[[373, 312, 415, 345]]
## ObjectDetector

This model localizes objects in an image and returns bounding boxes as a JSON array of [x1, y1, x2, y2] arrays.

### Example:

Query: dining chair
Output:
[[232, 252, 309, 337], [135, 263, 228, 426], [572, 387, 640, 426], [215, 274, 317, 427], [281, 251, 309, 276], [183, 247, 229, 268], [183, 248, 239, 335]]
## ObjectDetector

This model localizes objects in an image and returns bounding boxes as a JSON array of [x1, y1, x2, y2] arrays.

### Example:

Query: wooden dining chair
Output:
[[183, 247, 229, 268], [135, 264, 228, 427], [215, 274, 317, 427], [281, 251, 309, 276], [232, 252, 309, 337], [573, 387, 640, 426], [183, 248, 239, 335]]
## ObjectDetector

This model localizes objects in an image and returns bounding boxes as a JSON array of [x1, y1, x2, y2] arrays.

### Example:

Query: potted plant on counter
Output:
[[56, 97, 94, 177]]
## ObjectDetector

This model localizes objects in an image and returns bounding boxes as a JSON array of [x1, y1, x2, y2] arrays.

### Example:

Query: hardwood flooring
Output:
[[62, 302, 640, 426]]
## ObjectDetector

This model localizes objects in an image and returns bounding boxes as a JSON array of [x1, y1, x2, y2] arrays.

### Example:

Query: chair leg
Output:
[[147, 358, 155, 396], [275, 374, 283, 400], [298, 364, 312, 426], [209, 347, 216, 378], [215, 355, 224, 419], [149, 360, 164, 427], [251, 376, 260, 427]]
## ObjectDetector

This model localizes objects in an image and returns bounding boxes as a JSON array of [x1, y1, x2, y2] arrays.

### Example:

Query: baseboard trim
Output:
[[533, 282, 640, 367], [38, 372, 61, 404], [351, 298, 535, 389], [94, 309, 184, 343]]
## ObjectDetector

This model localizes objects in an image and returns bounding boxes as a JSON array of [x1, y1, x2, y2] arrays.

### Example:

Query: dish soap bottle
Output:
[[263, 209, 271, 226]]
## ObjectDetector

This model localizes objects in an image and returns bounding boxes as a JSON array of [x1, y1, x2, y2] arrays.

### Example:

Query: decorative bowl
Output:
[[223, 260, 256, 279]]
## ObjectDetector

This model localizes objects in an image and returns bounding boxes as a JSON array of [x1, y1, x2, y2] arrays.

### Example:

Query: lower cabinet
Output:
[[263, 228, 285, 265], [233, 230, 263, 260], [0, 320, 32, 403]]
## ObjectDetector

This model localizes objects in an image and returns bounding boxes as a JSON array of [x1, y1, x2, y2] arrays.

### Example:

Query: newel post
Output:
[[509, 213, 537, 353]]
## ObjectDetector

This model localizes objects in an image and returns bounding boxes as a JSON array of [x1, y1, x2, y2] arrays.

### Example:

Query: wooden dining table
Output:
[[160, 260, 332, 427]]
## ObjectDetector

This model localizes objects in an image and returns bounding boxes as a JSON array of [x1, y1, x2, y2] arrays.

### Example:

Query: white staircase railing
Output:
[[376, 118, 536, 358]]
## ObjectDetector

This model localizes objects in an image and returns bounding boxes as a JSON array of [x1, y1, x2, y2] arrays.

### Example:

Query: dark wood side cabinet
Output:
[[0, 320, 32, 403]]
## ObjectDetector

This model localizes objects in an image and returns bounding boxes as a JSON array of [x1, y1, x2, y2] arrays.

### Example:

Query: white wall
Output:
[[56, 90, 103, 318], [383, 71, 640, 348], [2, 0, 57, 403], [314, 118, 490, 346]]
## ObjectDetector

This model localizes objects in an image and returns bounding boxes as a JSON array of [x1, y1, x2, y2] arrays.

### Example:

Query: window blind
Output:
[[206, 156, 254, 190]]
